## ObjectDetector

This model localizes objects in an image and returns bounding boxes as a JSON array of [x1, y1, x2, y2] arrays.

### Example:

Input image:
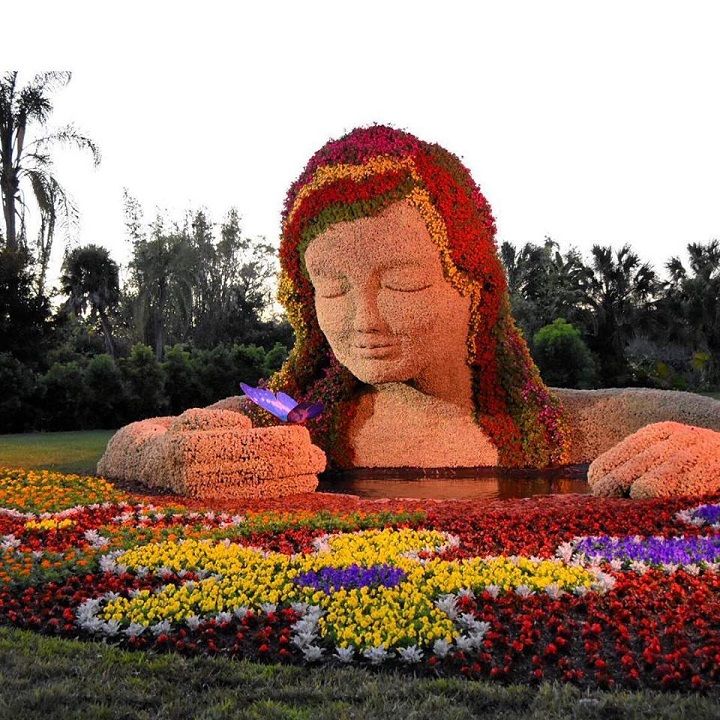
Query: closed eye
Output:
[[317, 280, 350, 298], [383, 283, 433, 293]]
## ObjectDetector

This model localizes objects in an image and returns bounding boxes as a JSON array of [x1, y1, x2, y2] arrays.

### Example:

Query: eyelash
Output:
[[319, 283, 431, 299]]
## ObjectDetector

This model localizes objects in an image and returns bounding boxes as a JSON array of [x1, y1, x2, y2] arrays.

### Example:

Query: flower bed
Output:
[[0, 467, 719, 692]]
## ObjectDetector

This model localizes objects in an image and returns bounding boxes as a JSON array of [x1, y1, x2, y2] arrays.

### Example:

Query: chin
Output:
[[343, 359, 412, 386]]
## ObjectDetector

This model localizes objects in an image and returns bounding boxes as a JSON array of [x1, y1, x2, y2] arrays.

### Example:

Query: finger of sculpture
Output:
[[589, 421, 720, 498]]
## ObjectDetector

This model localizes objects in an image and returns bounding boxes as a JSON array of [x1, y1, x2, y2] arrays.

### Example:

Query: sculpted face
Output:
[[303, 198, 473, 398]]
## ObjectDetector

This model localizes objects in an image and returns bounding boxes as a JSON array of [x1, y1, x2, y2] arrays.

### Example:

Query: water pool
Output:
[[317, 465, 590, 500]]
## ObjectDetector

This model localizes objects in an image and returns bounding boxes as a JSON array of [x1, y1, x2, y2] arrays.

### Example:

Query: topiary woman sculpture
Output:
[[98, 126, 720, 499]]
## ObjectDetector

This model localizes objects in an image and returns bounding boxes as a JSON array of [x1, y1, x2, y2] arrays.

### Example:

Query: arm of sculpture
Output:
[[553, 388, 720, 498], [97, 401, 326, 500]]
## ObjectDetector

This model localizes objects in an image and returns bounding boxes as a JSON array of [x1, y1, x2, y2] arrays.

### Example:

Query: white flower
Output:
[[233, 606, 249, 619], [363, 645, 389, 665], [397, 645, 423, 664], [31, 550, 44, 560], [555, 542, 574, 563], [102, 619, 121, 636], [544, 582, 563, 599], [458, 613, 485, 632], [215, 612, 232, 624], [455, 635, 474, 651], [99, 551, 122, 573], [484, 584, 501, 598], [80, 616, 105, 633], [292, 631, 317, 649], [124, 622, 147, 637], [457, 587, 475, 599], [1, 535, 20, 550], [515, 585, 534, 597], [150, 620, 172, 636], [84, 529, 109, 548], [465, 630, 489, 649], [302, 645, 324, 662], [185, 615, 202, 630], [630, 560, 649, 575], [260, 602, 277, 615], [334, 646, 355, 663], [592, 571, 616, 592], [290, 601, 309, 615], [434, 594, 459, 619], [432, 638, 452, 658]]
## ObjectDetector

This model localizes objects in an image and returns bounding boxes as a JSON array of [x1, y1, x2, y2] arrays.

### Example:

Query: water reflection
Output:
[[317, 466, 590, 500]]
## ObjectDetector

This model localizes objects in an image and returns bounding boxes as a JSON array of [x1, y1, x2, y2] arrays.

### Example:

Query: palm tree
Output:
[[500, 237, 594, 339], [60, 244, 120, 359], [0, 71, 100, 291], [662, 240, 720, 383], [586, 244, 658, 383]]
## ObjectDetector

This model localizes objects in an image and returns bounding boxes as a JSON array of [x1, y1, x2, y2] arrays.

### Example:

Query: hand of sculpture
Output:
[[588, 422, 720, 498], [97, 406, 327, 499]]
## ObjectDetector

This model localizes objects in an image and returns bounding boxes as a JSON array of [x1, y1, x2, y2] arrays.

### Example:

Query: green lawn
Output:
[[0, 627, 717, 720], [0, 429, 114, 475]]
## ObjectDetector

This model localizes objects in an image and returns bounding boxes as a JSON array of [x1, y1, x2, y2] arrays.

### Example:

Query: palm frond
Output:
[[32, 123, 101, 166]]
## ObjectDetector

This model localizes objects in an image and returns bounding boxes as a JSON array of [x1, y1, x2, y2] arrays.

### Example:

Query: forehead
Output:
[[304, 198, 436, 271]]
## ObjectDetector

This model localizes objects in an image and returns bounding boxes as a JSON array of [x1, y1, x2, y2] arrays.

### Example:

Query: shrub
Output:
[[263, 341, 289, 376], [85, 354, 128, 429], [121, 344, 166, 421], [533, 318, 597, 388], [163, 345, 204, 414], [0, 353, 37, 433], [37, 361, 90, 430]]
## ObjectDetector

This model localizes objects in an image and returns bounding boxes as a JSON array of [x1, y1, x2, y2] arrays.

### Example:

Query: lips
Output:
[[353, 342, 396, 358]]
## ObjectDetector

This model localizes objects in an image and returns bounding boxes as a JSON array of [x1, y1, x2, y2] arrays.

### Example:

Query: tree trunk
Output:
[[0, 168, 18, 252], [98, 310, 117, 360]]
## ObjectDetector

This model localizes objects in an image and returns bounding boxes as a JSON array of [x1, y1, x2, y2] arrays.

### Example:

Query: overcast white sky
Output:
[[7, 1, 720, 291]]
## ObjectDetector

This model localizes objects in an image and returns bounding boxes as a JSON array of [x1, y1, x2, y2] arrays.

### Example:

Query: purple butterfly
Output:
[[239, 382, 324, 424]]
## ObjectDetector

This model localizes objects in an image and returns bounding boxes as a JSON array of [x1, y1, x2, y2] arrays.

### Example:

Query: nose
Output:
[[352, 287, 385, 334]]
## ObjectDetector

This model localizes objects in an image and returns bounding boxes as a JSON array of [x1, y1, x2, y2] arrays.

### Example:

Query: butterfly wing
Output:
[[240, 382, 297, 422], [287, 402, 324, 424]]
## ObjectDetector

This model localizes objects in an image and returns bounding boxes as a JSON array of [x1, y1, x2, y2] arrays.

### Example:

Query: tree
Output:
[[0, 71, 100, 291], [533, 318, 597, 388], [0, 247, 50, 363], [127, 215, 195, 360], [661, 240, 720, 385], [59, 244, 120, 359], [586, 244, 658, 384], [122, 196, 281, 354], [500, 237, 593, 340]]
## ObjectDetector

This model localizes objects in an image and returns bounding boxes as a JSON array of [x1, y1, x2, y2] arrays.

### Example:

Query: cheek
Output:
[[376, 291, 438, 334], [314, 297, 350, 343]]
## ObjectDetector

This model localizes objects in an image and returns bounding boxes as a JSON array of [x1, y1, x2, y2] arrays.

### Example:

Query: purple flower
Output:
[[691, 504, 720, 526], [574, 535, 720, 566], [295, 564, 406, 592]]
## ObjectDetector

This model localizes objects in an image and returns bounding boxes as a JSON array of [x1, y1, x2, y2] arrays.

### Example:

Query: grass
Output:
[[0, 430, 114, 475], [0, 627, 718, 720]]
